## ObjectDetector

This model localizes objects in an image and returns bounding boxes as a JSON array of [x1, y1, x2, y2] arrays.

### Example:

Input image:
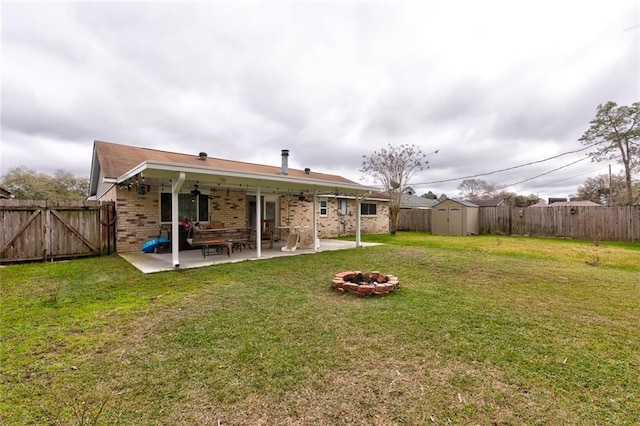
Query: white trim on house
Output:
[[121, 160, 376, 196]]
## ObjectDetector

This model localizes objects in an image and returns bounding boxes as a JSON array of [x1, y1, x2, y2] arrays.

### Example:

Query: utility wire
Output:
[[412, 143, 596, 186], [541, 165, 610, 186], [501, 156, 589, 188]]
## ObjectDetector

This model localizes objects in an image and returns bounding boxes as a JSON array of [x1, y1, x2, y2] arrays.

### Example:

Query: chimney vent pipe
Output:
[[281, 149, 289, 175], [199, 152, 207, 160]]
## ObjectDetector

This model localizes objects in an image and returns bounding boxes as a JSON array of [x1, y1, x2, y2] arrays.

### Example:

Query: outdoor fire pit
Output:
[[331, 271, 400, 296]]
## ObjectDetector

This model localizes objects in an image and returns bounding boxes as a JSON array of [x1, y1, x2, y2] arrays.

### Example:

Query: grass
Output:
[[1, 233, 639, 424]]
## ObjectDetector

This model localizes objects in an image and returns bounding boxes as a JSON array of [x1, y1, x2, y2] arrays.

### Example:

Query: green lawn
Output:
[[1, 233, 639, 425]]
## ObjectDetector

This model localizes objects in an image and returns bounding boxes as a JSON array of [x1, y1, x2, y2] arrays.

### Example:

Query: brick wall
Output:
[[110, 188, 388, 253], [208, 189, 247, 228], [279, 195, 389, 238], [357, 200, 389, 235], [114, 185, 161, 252]]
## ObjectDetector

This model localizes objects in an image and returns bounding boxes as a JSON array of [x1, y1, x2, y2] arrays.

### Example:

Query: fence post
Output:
[[44, 207, 51, 261]]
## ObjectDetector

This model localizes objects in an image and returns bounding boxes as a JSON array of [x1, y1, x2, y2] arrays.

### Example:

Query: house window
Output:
[[360, 202, 377, 216], [338, 198, 347, 215], [319, 199, 328, 216], [161, 193, 209, 222]]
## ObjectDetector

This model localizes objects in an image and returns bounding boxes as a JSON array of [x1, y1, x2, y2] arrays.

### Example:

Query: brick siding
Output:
[[109, 187, 388, 252], [208, 189, 247, 228]]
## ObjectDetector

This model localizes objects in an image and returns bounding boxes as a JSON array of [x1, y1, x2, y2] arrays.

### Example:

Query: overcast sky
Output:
[[1, 0, 639, 200]]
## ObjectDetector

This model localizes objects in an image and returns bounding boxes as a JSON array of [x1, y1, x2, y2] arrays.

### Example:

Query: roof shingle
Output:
[[94, 140, 357, 185]]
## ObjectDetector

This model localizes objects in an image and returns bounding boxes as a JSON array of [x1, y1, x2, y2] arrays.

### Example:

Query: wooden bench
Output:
[[189, 227, 252, 258], [215, 227, 253, 252]]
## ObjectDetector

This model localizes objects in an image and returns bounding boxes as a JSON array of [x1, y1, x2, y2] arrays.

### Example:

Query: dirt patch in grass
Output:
[[147, 351, 546, 425]]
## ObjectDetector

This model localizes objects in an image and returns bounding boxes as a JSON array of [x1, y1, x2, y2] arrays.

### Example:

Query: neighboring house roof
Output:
[[367, 191, 391, 201], [530, 200, 602, 207], [400, 193, 437, 209], [0, 187, 12, 199], [434, 199, 479, 208], [468, 199, 505, 207], [90, 140, 377, 199]]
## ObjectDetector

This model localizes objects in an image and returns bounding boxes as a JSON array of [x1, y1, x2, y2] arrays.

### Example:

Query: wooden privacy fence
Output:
[[397, 209, 432, 232], [481, 206, 640, 241], [0, 200, 116, 264], [400, 206, 640, 242]]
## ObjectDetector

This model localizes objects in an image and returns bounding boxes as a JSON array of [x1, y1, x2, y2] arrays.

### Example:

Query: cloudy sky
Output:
[[1, 0, 638, 200]]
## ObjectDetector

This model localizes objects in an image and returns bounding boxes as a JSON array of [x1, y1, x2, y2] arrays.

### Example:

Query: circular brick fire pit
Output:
[[331, 271, 400, 296]]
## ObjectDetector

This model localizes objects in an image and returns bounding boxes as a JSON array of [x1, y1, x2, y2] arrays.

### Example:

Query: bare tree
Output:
[[495, 190, 541, 207], [457, 178, 500, 200], [579, 101, 640, 205], [361, 144, 430, 234]]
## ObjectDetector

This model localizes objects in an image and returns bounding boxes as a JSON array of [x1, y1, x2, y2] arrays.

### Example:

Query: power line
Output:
[[502, 156, 589, 188], [412, 143, 596, 186], [541, 165, 610, 186]]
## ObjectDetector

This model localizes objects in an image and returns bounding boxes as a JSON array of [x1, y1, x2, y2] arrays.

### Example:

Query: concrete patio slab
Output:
[[119, 239, 380, 273]]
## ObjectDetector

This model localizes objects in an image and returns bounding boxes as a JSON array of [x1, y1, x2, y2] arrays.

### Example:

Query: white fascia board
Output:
[[118, 160, 377, 195], [317, 193, 389, 203], [93, 179, 116, 200]]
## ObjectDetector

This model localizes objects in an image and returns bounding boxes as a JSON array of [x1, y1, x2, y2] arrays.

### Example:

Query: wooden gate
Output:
[[0, 200, 116, 263]]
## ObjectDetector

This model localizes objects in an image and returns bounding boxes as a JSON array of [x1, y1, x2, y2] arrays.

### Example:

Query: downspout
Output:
[[256, 185, 261, 259], [171, 172, 185, 268], [312, 191, 318, 251], [355, 194, 362, 248]]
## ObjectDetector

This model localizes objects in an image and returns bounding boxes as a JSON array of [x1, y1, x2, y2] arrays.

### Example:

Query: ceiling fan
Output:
[[298, 192, 312, 202], [190, 182, 218, 199]]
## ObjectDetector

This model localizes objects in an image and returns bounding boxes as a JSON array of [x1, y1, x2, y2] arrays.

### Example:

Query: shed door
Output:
[[433, 208, 449, 235], [448, 208, 463, 235]]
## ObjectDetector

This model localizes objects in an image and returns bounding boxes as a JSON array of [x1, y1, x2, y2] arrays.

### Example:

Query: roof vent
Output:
[[304, 168, 310, 174], [199, 152, 207, 160]]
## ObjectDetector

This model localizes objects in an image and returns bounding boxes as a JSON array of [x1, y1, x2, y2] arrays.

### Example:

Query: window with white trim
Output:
[[160, 193, 209, 222], [319, 199, 328, 216], [360, 202, 377, 216], [338, 198, 347, 215]]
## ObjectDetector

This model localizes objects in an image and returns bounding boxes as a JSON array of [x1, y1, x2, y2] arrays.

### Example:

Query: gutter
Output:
[[117, 160, 378, 194]]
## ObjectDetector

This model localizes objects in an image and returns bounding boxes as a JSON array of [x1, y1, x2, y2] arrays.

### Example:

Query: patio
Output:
[[119, 239, 380, 273]]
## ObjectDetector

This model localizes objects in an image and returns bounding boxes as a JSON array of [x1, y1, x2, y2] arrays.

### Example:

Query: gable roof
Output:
[[93, 140, 359, 184], [529, 200, 602, 207], [0, 187, 12, 199], [90, 140, 376, 198], [468, 199, 505, 207], [400, 193, 437, 209]]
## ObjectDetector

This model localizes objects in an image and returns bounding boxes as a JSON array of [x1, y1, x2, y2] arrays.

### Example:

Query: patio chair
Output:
[[281, 232, 298, 252], [262, 219, 274, 249]]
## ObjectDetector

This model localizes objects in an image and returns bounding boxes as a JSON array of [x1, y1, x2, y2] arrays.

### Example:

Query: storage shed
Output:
[[431, 199, 479, 235]]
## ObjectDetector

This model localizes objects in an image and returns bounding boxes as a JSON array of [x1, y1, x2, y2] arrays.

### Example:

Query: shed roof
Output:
[[434, 198, 479, 208]]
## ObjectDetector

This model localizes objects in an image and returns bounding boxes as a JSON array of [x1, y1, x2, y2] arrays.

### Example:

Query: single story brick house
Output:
[[88, 141, 388, 266]]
